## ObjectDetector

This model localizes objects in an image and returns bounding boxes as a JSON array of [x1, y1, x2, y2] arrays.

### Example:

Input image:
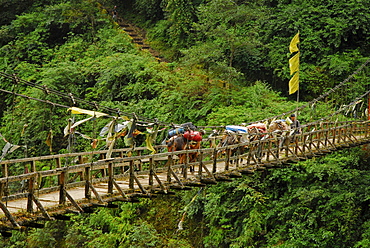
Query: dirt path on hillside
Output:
[[117, 17, 169, 63]]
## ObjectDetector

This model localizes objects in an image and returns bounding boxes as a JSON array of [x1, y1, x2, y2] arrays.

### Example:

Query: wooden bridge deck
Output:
[[0, 121, 369, 231]]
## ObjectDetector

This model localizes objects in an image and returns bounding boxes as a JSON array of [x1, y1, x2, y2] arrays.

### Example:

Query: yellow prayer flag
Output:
[[289, 52, 300, 75], [45, 129, 53, 152], [67, 107, 108, 118], [145, 133, 156, 154], [289, 72, 299, 95], [289, 32, 300, 53]]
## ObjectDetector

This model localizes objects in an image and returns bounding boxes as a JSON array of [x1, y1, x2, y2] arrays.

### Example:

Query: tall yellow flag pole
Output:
[[289, 31, 300, 107]]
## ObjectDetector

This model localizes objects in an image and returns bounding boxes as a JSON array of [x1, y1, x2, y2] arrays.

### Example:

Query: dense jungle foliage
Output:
[[1, 0, 370, 247]]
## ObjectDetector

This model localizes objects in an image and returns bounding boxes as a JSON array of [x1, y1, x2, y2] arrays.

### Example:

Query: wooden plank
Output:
[[112, 179, 128, 199], [65, 190, 84, 213], [89, 184, 104, 203], [32, 194, 52, 220], [0, 200, 20, 228], [133, 173, 147, 194]]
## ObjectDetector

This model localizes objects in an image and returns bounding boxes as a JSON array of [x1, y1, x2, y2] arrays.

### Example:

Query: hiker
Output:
[[290, 113, 301, 134], [112, 6, 118, 21]]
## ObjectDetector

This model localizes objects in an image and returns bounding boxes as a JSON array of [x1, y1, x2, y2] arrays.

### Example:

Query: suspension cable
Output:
[[0, 72, 169, 125], [256, 57, 370, 124], [1, 57, 370, 129]]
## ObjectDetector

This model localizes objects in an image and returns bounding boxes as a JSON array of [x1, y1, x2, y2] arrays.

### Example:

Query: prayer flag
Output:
[[289, 32, 300, 53], [289, 52, 300, 75], [68, 107, 108, 118], [289, 72, 299, 95]]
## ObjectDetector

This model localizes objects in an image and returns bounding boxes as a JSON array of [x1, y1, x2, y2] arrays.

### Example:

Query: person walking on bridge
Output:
[[112, 6, 118, 21], [290, 113, 301, 134]]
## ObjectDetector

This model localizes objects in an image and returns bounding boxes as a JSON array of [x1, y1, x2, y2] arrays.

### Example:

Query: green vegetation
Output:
[[1, 0, 370, 247]]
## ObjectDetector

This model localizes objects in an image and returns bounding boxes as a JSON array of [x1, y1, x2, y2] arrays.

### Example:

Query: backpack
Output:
[[183, 131, 203, 142]]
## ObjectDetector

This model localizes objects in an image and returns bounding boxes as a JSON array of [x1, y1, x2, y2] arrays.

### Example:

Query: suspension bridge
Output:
[[0, 118, 369, 233], [0, 31, 370, 233]]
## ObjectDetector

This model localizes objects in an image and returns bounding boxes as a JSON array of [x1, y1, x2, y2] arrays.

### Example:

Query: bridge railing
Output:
[[0, 121, 369, 216]]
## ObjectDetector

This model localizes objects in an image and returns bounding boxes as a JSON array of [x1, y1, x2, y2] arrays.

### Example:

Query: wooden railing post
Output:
[[78, 155, 85, 181], [256, 140, 263, 163], [266, 140, 272, 162], [56, 157, 61, 168], [108, 162, 113, 194], [167, 155, 172, 184], [212, 148, 217, 173], [183, 150, 188, 179], [316, 128, 321, 150], [324, 128, 329, 147], [149, 157, 154, 190], [198, 151, 203, 178], [0, 164, 8, 198], [85, 166, 91, 199], [225, 148, 230, 171], [236, 145, 240, 167], [284, 137, 289, 158], [129, 160, 134, 191], [120, 151, 125, 174], [100, 154, 106, 177], [309, 130, 313, 152], [137, 150, 142, 171], [332, 123, 337, 145], [59, 171, 66, 205], [27, 161, 36, 213]]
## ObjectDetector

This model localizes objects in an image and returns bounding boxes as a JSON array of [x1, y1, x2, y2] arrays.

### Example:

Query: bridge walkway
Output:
[[0, 120, 369, 231]]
